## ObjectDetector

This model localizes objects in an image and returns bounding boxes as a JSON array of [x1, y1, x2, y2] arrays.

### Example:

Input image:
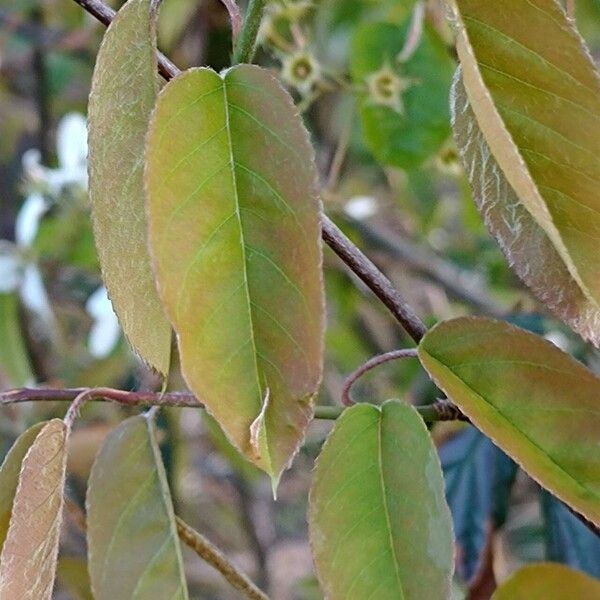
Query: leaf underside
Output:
[[309, 400, 454, 600], [452, 0, 600, 343], [418, 317, 600, 527], [86, 414, 189, 600], [145, 64, 324, 480], [451, 70, 600, 345], [88, 0, 171, 374], [0, 419, 68, 600]]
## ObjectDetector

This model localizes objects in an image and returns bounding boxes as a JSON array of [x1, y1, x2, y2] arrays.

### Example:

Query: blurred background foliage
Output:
[[0, 0, 599, 598]]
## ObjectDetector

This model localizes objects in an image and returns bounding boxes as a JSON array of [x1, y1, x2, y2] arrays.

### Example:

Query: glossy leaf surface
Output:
[[351, 20, 454, 169], [88, 0, 171, 374], [540, 491, 600, 579], [309, 400, 453, 600], [452, 0, 600, 342], [87, 414, 188, 600], [491, 563, 600, 600], [145, 65, 324, 479], [0, 422, 45, 552], [419, 317, 600, 526], [0, 419, 68, 600], [452, 70, 600, 345], [440, 426, 516, 582]]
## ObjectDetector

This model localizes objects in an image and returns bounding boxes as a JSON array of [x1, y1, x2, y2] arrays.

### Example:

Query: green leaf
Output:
[[0, 293, 33, 387], [0, 419, 69, 600], [145, 65, 324, 481], [418, 317, 600, 527], [351, 20, 454, 169], [451, 0, 600, 344], [87, 414, 189, 600], [57, 557, 94, 600], [491, 563, 600, 600], [308, 400, 454, 600], [0, 422, 45, 553], [451, 70, 600, 346], [88, 0, 171, 375]]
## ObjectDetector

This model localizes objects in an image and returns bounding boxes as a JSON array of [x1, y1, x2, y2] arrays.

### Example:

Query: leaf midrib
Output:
[[422, 350, 600, 509], [221, 75, 271, 473]]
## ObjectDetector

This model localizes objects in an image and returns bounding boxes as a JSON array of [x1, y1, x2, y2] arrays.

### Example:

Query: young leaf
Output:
[[491, 563, 600, 600], [145, 65, 324, 480], [451, 0, 600, 343], [351, 20, 454, 169], [451, 70, 600, 345], [418, 317, 600, 527], [308, 400, 454, 600], [0, 419, 68, 600], [88, 0, 171, 375], [0, 422, 45, 552], [87, 414, 189, 600]]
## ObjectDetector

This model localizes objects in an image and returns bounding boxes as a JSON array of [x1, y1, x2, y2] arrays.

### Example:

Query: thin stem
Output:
[[64, 388, 104, 429], [341, 349, 418, 406], [321, 218, 428, 342], [232, 0, 266, 64], [176, 516, 269, 600]]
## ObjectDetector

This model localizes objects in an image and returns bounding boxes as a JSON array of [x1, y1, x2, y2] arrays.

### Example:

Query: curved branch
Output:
[[341, 349, 418, 406]]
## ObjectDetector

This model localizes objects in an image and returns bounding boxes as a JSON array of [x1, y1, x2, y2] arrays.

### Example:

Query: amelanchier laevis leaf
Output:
[[87, 414, 189, 600], [451, 70, 600, 345], [418, 317, 600, 526], [88, 0, 171, 375], [450, 0, 600, 345], [351, 20, 454, 169], [0, 293, 34, 387], [0, 419, 69, 600], [309, 400, 454, 600], [145, 65, 324, 481], [0, 421, 45, 552], [491, 563, 600, 600]]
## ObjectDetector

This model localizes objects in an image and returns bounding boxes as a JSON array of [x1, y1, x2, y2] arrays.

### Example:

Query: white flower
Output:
[[15, 192, 49, 247], [344, 196, 378, 220], [86, 286, 120, 359]]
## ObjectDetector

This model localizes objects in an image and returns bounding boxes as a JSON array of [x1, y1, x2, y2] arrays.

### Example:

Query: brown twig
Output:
[[341, 349, 419, 406], [176, 516, 269, 600]]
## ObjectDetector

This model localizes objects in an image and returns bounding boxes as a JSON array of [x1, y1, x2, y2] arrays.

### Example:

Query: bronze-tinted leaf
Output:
[[87, 414, 188, 600], [0, 419, 68, 600], [309, 400, 454, 599], [491, 562, 600, 599], [451, 0, 600, 343], [145, 65, 324, 481], [451, 69, 600, 344], [419, 317, 600, 526], [0, 422, 45, 552], [88, 0, 171, 374]]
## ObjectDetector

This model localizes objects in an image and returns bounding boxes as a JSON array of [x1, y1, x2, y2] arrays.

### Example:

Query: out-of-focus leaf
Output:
[[491, 563, 600, 600], [57, 557, 94, 600], [0, 419, 68, 600], [451, 0, 600, 345], [145, 65, 324, 481], [440, 426, 517, 582], [541, 490, 600, 579], [309, 400, 453, 600], [418, 317, 600, 526], [87, 414, 188, 600], [0, 293, 33, 387], [351, 20, 454, 169], [88, 0, 171, 375], [451, 70, 600, 345], [0, 422, 45, 552]]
